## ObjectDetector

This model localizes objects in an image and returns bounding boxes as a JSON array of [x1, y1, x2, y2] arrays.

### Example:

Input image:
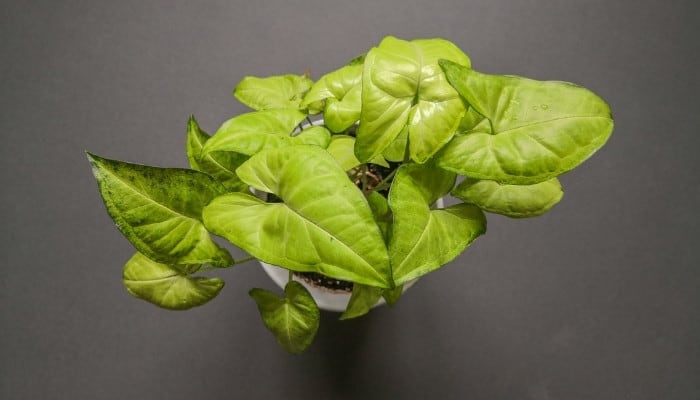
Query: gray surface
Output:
[[1, 1, 698, 399]]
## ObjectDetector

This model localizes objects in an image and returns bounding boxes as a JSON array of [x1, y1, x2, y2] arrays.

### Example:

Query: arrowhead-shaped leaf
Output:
[[249, 281, 320, 354], [123, 252, 224, 310], [202, 109, 330, 157], [388, 164, 486, 285], [87, 153, 233, 267], [302, 64, 363, 133], [437, 60, 614, 184], [186, 115, 249, 192], [203, 145, 392, 288], [453, 177, 564, 218], [357, 36, 471, 163], [234, 74, 313, 111]]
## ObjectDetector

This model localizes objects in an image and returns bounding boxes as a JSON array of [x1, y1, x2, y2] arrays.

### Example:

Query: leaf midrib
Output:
[[100, 166, 196, 222]]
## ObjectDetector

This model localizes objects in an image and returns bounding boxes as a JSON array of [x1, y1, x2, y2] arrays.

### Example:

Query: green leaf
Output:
[[326, 135, 362, 171], [437, 60, 614, 184], [302, 64, 363, 133], [356, 36, 471, 163], [186, 115, 249, 192], [87, 153, 233, 267], [382, 285, 404, 307], [388, 164, 486, 285], [326, 135, 389, 171], [234, 74, 313, 111], [366, 191, 392, 241], [203, 145, 392, 288], [249, 281, 320, 354], [202, 109, 330, 157], [453, 177, 563, 218], [123, 252, 224, 310], [382, 127, 409, 162], [340, 284, 384, 320]]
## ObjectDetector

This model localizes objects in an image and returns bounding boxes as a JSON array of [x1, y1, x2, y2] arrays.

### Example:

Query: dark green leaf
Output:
[[87, 153, 233, 267]]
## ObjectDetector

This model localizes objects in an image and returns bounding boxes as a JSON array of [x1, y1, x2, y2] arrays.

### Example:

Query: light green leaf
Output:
[[357, 36, 471, 163], [324, 86, 362, 133], [340, 284, 384, 320], [123, 252, 224, 310], [186, 115, 248, 192], [87, 153, 233, 267], [366, 191, 392, 241], [326, 135, 362, 171], [234, 74, 313, 111], [437, 60, 614, 184], [326, 135, 389, 171], [389, 164, 486, 285], [458, 106, 491, 134], [249, 281, 320, 354], [203, 145, 392, 288], [302, 64, 363, 133], [202, 109, 330, 157], [453, 177, 563, 218], [382, 127, 408, 162]]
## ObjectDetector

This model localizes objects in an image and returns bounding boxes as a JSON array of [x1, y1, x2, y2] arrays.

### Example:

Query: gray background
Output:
[[2, 0, 698, 399]]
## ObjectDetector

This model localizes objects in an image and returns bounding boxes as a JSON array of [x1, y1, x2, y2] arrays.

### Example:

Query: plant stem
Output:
[[366, 167, 398, 194], [360, 164, 369, 194]]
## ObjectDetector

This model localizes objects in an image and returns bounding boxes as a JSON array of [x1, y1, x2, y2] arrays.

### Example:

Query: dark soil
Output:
[[294, 271, 354, 292]]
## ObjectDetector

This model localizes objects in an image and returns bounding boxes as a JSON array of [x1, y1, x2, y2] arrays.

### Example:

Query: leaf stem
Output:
[[235, 256, 257, 265], [197, 256, 257, 272]]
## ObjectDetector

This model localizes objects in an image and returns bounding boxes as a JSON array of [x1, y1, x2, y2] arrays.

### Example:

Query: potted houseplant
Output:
[[87, 36, 613, 353]]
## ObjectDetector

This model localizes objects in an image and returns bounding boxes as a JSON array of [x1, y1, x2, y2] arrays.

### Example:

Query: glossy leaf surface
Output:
[[186, 116, 248, 191], [123, 252, 224, 310], [202, 109, 330, 157], [389, 164, 486, 285], [438, 60, 614, 184], [326, 135, 389, 171], [453, 178, 563, 218], [203, 145, 392, 288], [357, 36, 471, 163], [249, 281, 320, 354], [87, 153, 233, 267], [234, 74, 313, 111], [302, 64, 363, 132]]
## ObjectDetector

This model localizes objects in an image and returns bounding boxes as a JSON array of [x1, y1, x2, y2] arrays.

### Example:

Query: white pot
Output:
[[260, 198, 444, 312]]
